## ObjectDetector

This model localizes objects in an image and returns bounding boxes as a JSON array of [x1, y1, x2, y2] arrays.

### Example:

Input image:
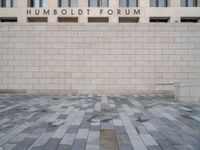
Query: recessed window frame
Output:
[[0, 0, 17, 7], [0, 17, 18, 22], [27, 17, 48, 22], [88, 0, 109, 7], [28, 0, 48, 7], [119, 0, 139, 7], [149, 0, 168, 7], [58, 0, 78, 7], [88, 17, 109, 23], [181, 0, 197, 7], [149, 17, 170, 22]]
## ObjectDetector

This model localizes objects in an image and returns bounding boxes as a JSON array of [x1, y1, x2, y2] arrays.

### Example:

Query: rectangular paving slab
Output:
[[0, 94, 199, 150]]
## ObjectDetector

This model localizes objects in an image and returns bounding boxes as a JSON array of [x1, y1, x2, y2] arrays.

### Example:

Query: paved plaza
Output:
[[0, 94, 200, 150]]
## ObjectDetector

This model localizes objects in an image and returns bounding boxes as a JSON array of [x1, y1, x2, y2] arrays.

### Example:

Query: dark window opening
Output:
[[58, 17, 78, 22], [88, 17, 109, 23], [150, 0, 168, 7], [88, 0, 109, 7], [0, 17, 18, 22], [181, 0, 197, 7], [119, 0, 138, 7], [150, 17, 170, 22], [181, 17, 200, 22], [119, 17, 139, 23], [27, 17, 48, 22]]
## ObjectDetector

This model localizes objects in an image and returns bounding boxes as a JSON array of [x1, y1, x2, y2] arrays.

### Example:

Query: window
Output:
[[119, 17, 139, 22], [119, 0, 138, 7], [88, 17, 109, 22], [28, 0, 48, 7], [0, 17, 17, 22], [181, 17, 200, 22], [88, 0, 108, 7], [149, 17, 170, 22], [0, 0, 17, 7], [149, 0, 167, 7], [27, 17, 48, 22], [58, 0, 78, 7], [58, 17, 78, 22], [181, 0, 197, 7]]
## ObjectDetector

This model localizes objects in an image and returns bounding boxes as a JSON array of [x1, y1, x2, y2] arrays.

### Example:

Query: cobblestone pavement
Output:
[[0, 94, 200, 150]]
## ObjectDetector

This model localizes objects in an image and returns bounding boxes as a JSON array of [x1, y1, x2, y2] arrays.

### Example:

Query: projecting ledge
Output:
[[175, 81, 200, 103]]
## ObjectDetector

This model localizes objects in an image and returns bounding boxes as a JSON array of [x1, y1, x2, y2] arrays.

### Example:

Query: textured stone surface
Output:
[[0, 94, 200, 150], [0, 24, 200, 93]]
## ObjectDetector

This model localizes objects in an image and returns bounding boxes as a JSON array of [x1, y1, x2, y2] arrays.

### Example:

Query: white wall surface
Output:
[[0, 23, 200, 94]]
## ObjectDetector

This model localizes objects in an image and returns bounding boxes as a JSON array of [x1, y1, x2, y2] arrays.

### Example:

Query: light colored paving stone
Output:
[[94, 102, 101, 111], [2, 144, 16, 150], [119, 112, 147, 150], [60, 133, 76, 145], [10, 133, 28, 143], [113, 119, 123, 126], [85, 145, 99, 150], [71, 110, 86, 126], [0, 122, 32, 145], [192, 116, 200, 122], [27, 132, 53, 149], [86, 131, 100, 150], [122, 104, 134, 116], [0, 118, 10, 126], [140, 134, 158, 146], [143, 122, 157, 131], [0, 94, 200, 150], [76, 129, 89, 139]]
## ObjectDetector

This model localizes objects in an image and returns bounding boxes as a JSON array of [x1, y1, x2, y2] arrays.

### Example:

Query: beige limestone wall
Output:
[[0, 23, 200, 94]]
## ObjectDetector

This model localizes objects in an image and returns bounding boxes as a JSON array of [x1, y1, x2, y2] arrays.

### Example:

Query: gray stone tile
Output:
[[56, 144, 71, 150], [90, 125, 100, 131], [147, 145, 162, 150], [140, 134, 158, 146], [100, 129, 119, 150], [71, 139, 87, 150], [41, 138, 61, 150], [76, 129, 89, 139], [60, 133, 76, 145], [0, 94, 200, 150], [118, 144, 133, 150], [11, 138, 36, 150], [115, 126, 127, 134], [156, 139, 177, 150], [66, 125, 79, 133]]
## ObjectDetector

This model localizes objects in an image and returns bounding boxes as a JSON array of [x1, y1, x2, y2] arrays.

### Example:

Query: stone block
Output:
[[175, 81, 200, 103]]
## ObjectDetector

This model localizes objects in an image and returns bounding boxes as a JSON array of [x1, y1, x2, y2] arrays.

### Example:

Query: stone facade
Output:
[[0, 23, 200, 94]]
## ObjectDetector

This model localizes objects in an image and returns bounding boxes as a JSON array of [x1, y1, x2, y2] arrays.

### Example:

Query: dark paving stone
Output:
[[100, 129, 119, 150], [1, 94, 200, 150], [80, 120, 90, 129], [41, 138, 61, 150], [71, 139, 87, 150], [67, 125, 79, 133], [12, 138, 36, 150], [56, 144, 71, 150], [90, 125, 100, 131], [148, 145, 162, 150], [118, 144, 133, 150], [115, 126, 127, 134], [30, 146, 42, 150], [156, 139, 177, 150]]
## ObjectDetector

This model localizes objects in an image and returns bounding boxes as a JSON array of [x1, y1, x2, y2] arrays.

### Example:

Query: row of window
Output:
[[0, 0, 199, 8], [1, 16, 199, 23], [0, 0, 17, 7]]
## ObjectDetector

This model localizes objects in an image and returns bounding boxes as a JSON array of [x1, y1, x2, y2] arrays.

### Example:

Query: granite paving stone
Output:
[[0, 94, 199, 150]]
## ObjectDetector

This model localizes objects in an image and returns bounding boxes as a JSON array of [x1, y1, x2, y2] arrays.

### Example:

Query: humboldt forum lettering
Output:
[[26, 8, 140, 16]]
